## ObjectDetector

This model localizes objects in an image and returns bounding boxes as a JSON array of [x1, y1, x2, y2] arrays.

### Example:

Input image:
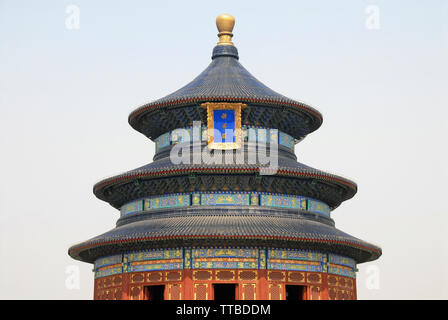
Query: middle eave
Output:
[[93, 163, 357, 210]]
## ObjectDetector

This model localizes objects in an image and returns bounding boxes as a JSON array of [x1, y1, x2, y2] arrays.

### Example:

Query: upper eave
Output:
[[128, 46, 323, 140]]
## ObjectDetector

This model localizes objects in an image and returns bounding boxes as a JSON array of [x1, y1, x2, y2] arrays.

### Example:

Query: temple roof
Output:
[[147, 45, 308, 101], [128, 40, 322, 140], [69, 14, 381, 268], [68, 208, 381, 264], [92, 147, 357, 210]]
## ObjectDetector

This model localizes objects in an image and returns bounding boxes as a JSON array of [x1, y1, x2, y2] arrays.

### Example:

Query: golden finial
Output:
[[216, 14, 235, 46]]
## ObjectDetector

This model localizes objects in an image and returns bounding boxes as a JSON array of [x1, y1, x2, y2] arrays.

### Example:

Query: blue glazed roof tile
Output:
[[68, 211, 381, 264], [128, 45, 323, 138], [131, 46, 319, 109]]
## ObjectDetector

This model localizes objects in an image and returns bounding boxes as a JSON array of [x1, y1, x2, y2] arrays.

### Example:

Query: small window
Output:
[[145, 285, 165, 301], [285, 285, 307, 300], [213, 284, 237, 300]]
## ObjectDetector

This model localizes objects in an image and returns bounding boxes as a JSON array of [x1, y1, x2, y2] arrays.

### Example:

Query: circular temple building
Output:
[[68, 14, 381, 300]]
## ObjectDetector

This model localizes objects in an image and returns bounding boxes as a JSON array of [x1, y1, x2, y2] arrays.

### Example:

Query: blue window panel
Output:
[[213, 109, 236, 143]]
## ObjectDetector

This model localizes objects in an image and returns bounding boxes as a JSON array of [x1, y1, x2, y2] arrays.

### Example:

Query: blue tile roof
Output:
[[155, 46, 299, 102], [92, 155, 358, 210], [128, 45, 323, 139], [68, 209, 381, 264]]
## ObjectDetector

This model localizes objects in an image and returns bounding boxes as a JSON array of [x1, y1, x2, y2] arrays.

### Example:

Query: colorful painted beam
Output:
[[154, 125, 296, 152], [120, 192, 331, 217], [94, 247, 356, 279]]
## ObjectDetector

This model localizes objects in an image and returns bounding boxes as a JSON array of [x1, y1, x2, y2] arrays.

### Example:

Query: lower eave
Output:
[[69, 234, 381, 265]]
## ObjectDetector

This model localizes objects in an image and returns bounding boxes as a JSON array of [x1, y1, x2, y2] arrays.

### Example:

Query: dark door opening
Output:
[[213, 284, 237, 300], [145, 285, 165, 300], [285, 285, 306, 300]]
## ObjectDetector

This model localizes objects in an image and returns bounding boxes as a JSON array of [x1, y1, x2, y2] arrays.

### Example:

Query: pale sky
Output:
[[1, 0, 447, 299]]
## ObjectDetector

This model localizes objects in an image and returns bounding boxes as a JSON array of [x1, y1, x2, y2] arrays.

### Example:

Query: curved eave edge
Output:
[[92, 167, 358, 205], [127, 97, 323, 137], [68, 235, 381, 264]]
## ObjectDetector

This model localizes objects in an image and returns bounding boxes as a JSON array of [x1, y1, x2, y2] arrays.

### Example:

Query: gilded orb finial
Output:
[[216, 14, 235, 46]]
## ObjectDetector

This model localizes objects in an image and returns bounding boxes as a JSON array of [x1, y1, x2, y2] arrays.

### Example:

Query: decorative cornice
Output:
[[129, 96, 323, 128], [93, 166, 357, 196], [68, 234, 381, 264]]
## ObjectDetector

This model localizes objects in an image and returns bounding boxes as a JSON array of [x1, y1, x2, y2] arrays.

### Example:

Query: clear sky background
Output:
[[0, 0, 447, 299]]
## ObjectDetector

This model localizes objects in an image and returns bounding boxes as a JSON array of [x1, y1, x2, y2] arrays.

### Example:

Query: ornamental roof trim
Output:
[[92, 165, 357, 202], [128, 48, 323, 137], [68, 213, 381, 264]]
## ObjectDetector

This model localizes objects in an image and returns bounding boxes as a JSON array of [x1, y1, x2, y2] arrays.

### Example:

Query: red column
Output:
[[258, 269, 269, 300], [183, 270, 194, 300], [93, 278, 98, 300], [121, 273, 130, 300], [321, 273, 329, 300]]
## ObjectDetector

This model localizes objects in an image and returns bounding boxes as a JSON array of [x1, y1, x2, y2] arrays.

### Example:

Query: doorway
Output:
[[285, 285, 307, 300], [213, 284, 237, 300], [145, 285, 165, 300]]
